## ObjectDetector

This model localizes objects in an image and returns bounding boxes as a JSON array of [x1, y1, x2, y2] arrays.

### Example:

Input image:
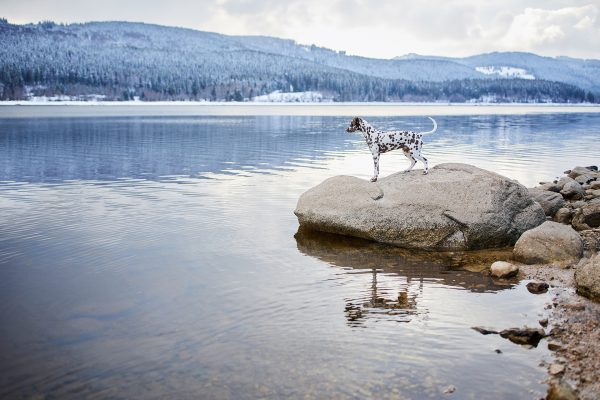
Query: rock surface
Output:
[[490, 261, 519, 278], [294, 163, 545, 250], [575, 253, 600, 302], [528, 188, 565, 216], [513, 221, 583, 265]]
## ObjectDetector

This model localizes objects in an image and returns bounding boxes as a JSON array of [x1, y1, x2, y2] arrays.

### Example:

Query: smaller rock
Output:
[[574, 174, 597, 185], [580, 229, 600, 253], [571, 200, 586, 209], [472, 326, 498, 335], [563, 302, 585, 311], [546, 381, 577, 400], [571, 203, 600, 231], [539, 318, 548, 327], [568, 166, 595, 179], [575, 253, 600, 302], [587, 165, 599, 171], [529, 189, 565, 216], [526, 281, 549, 294], [443, 385, 456, 394], [499, 327, 546, 347], [494, 349, 502, 354], [490, 261, 519, 279], [591, 181, 600, 190], [549, 363, 565, 375], [547, 342, 562, 351], [513, 221, 583, 265], [554, 208, 572, 224], [538, 182, 561, 192], [557, 176, 575, 190], [560, 180, 586, 200]]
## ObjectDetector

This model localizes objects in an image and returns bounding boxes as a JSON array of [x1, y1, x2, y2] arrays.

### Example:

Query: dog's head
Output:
[[346, 117, 364, 133]]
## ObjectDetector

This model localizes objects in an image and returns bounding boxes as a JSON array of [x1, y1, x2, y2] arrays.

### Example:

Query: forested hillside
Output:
[[0, 19, 597, 102]]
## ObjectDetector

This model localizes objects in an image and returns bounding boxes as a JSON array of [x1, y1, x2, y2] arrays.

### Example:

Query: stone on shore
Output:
[[526, 281, 550, 294], [560, 180, 586, 200], [513, 221, 583, 265], [499, 327, 545, 347], [554, 208, 573, 224], [294, 163, 545, 250], [575, 253, 600, 302], [528, 188, 565, 216], [490, 261, 519, 279], [571, 203, 600, 231]]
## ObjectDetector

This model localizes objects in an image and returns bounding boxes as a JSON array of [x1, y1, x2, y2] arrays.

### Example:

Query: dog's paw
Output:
[[370, 177, 378, 182], [423, 170, 428, 175]]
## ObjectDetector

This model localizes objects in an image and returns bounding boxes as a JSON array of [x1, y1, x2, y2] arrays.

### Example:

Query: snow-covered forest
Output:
[[0, 19, 598, 102]]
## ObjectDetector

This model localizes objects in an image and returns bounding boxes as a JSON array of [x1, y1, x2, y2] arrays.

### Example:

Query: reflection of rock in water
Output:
[[295, 228, 515, 326]]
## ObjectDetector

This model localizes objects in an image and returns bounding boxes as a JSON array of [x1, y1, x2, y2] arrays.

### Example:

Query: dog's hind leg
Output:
[[403, 151, 417, 172], [412, 152, 429, 174]]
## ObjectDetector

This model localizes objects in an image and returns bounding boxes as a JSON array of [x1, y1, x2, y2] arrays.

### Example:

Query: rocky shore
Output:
[[451, 165, 600, 400], [520, 166, 600, 400], [295, 164, 600, 399]]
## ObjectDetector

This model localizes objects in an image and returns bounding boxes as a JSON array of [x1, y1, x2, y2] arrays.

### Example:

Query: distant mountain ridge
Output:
[[0, 19, 598, 102]]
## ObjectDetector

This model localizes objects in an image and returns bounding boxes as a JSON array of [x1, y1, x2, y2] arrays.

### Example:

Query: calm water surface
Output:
[[1, 112, 599, 399]]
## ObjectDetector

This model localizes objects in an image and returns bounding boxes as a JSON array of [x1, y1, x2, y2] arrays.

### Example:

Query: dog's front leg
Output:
[[370, 148, 380, 182]]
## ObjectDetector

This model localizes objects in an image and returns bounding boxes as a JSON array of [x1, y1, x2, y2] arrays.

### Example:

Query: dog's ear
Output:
[[352, 117, 360, 126]]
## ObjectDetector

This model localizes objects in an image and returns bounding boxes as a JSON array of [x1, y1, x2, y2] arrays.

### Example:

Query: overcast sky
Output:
[[1, 0, 599, 59]]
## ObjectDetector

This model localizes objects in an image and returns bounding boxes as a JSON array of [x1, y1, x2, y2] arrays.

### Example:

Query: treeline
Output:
[[0, 19, 597, 103]]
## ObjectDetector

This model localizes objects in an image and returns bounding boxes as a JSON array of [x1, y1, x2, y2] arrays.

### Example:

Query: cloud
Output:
[[497, 4, 600, 58], [1, 0, 599, 59]]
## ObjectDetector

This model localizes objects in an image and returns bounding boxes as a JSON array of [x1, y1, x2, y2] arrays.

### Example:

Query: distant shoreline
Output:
[[1, 102, 600, 118]]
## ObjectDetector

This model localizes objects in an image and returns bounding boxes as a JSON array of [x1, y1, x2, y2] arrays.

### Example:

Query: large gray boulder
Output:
[[575, 253, 600, 302], [294, 163, 546, 250], [513, 221, 583, 265], [528, 188, 565, 216]]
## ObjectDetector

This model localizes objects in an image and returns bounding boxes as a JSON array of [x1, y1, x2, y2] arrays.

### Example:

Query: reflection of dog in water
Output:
[[345, 268, 419, 324]]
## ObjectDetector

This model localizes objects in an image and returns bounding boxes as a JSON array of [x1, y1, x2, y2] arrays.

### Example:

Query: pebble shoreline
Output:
[[500, 166, 600, 400]]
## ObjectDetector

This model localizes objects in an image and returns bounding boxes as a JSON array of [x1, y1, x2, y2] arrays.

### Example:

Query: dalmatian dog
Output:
[[346, 117, 437, 182]]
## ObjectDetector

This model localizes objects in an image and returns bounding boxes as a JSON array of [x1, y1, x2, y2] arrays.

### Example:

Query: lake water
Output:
[[1, 110, 599, 399]]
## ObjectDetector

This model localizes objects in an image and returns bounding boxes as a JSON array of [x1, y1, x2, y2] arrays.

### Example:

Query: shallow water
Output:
[[0, 112, 599, 399]]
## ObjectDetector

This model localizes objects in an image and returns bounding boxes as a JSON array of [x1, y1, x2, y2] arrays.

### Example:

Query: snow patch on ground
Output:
[[476, 66, 535, 80], [251, 91, 332, 102]]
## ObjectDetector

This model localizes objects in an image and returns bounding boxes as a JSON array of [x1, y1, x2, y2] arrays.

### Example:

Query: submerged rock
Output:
[[575, 253, 600, 302], [472, 326, 499, 335], [294, 163, 545, 250], [513, 221, 583, 265], [499, 327, 546, 347], [526, 281, 550, 294]]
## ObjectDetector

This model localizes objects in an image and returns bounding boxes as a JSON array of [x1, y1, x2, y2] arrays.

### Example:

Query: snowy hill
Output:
[[0, 19, 597, 102]]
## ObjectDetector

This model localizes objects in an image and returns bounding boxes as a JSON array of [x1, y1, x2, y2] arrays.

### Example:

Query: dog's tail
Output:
[[421, 117, 437, 135]]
